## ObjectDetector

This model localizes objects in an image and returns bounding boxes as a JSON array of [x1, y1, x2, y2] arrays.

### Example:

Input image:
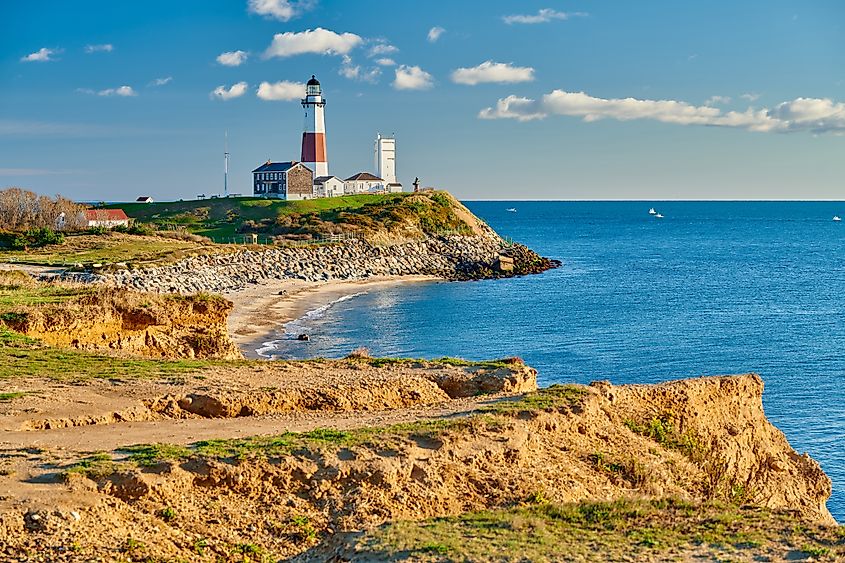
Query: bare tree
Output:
[[0, 187, 88, 231]]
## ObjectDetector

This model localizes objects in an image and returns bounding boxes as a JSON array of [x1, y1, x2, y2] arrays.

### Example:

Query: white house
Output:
[[344, 172, 384, 194], [84, 209, 131, 228], [136, 196, 154, 203], [314, 175, 345, 198]]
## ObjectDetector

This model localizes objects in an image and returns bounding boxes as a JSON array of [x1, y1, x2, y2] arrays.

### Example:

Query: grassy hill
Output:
[[106, 192, 475, 243]]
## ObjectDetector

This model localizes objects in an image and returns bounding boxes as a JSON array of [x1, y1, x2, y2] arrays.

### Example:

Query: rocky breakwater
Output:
[[75, 235, 560, 294]]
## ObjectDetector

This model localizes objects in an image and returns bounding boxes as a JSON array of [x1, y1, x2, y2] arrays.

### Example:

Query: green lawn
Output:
[[0, 232, 226, 268], [107, 195, 404, 240]]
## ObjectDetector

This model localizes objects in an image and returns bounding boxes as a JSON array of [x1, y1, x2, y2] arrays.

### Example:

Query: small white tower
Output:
[[300, 75, 328, 177], [375, 133, 396, 185]]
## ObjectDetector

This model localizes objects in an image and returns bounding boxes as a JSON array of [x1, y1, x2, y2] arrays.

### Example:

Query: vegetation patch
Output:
[[481, 384, 589, 415], [345, 499, 842, 562]]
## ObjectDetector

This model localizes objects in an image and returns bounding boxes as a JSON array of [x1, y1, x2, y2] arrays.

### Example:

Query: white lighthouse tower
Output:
[[300, 75, 328, 177]]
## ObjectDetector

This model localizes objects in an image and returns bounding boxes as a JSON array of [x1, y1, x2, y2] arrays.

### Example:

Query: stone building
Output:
[[252, 160, 314, 200]]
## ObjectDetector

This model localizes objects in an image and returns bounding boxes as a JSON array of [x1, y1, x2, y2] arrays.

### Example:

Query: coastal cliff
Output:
[[0, 373, 835, 561], [0, 273, 241, 359]]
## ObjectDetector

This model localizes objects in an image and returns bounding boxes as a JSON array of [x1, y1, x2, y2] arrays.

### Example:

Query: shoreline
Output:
[[226, 274, 442, 358]]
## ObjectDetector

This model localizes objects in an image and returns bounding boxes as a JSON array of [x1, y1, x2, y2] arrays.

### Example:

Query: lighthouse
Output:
[[300, 75, 328, 177]]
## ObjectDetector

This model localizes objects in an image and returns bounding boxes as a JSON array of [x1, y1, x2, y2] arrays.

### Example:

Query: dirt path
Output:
[[0, 394, 508, 454]]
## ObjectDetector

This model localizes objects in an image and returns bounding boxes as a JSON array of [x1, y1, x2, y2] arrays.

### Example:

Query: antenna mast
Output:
[[224, 130, 229, 197]]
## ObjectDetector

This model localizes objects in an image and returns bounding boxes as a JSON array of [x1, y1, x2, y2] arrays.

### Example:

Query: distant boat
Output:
[[506, 208, 517, 213], [655, 213, 664, 218], [648, 208, 657, 215], [834, 216, 842, 222]]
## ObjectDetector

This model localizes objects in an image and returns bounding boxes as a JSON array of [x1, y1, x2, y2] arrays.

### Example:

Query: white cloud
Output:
[[247, 0, 313, 21], [217, 50, 249, 66], [393, 65, 433, 90], [479, 89, 845, 133], [77, 85, 137, 97], [339, 56, 381, 82], [264, 28, 363, 58], [84, 44, 113, 53], [149, 77, 173, 86], [502, 8, 587, 24], [705, 95, 732, 106], [427, 26, 445, 42], [368, 42, 398, 57], [210, 82, 248, 101], [451, 61, 535, 85], [257, 80, 304, 101], [741, 92, 761, 102], [375, 58, 396, 67], [21, 47, 61, 62]]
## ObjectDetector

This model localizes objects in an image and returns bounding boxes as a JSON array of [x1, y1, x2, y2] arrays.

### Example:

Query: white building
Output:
[[344, 172, 384, 194], [375, 133, 402, 193], [314, 175, 345, 198]]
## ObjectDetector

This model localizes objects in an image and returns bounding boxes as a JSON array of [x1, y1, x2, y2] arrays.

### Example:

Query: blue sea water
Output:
[[259, 201, 845, 520]]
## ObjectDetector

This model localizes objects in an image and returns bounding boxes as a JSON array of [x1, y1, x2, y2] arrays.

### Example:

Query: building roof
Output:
[[314, 175, 342, 184], [85, 209, 129, 221], [306, 75, 320, 86], [136, 196, 153, 202], [252, 161, 311, 173], [345, 172, 383, 182]]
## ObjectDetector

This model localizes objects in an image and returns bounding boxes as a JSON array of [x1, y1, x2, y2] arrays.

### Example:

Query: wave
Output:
[[255, 291, 368, 358]]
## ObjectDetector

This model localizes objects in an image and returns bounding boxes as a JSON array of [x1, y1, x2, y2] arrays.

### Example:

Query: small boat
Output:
[[834, 216, 842, 222], [506, 208, 517, 213], [648, 208, 657, 215], [655, 213, 664, 218]]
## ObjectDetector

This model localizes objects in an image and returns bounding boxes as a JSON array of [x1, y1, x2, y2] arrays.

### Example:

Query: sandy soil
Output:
[[225, 275, 441, 357]]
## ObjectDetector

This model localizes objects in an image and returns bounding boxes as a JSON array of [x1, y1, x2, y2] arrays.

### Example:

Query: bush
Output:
[[9, 227, 65, 249]]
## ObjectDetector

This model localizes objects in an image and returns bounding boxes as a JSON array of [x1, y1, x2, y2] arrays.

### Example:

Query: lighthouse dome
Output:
[[306, 75, 320, 86]]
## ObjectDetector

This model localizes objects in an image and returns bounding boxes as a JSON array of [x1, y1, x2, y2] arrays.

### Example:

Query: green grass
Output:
[[480, 384, 589, 415], [0, 232, 214, 268], [0, 391, 28, 401], [107, 195, 403, 239], [0, 327, 229, 381], [356, 356, 524, 370], [105, 192, 473, 241], [348, 499, 839, 562], [117, 418, 478, 466]]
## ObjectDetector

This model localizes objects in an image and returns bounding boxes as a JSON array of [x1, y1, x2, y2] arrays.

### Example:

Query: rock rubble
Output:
[[57, 235, 560, 294]]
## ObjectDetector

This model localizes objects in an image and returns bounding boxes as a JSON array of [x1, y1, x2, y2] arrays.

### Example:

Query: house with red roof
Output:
[[84, 209, 131, 229]]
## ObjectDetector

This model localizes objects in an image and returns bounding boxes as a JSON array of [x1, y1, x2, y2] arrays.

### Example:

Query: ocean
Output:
[[256, 201, 845, 520]]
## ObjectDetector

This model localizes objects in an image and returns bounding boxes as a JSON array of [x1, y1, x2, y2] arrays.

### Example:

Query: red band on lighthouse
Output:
[[301, 132, 327, 163]]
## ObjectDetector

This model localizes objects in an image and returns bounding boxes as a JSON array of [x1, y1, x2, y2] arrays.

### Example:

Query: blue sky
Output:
[[1, 0, 844, 201]]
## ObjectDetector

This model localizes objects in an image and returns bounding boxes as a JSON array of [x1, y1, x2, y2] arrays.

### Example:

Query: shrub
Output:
[[8, 227, 65, 249]]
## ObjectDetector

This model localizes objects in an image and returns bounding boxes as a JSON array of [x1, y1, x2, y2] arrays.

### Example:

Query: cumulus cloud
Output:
[[84, 44, 113, 53], [264, 28, 362, 58], [451, 61, 534, 85], [217, 50, 249, 66], [478, 89, 845, 133], [77, 85, 137, 97], [427, 26, 445, 42], [368, 41, 398, 57], [375, 58, 396, 66], [502, 8, 587, 24], [210, 82, 248, 100], [21, 47, 61, 62], [393, 65, 433, 90], [705, 95, 732, 105], [149, 77, 173, 86], [339, 56, 381, 83], [247, 0, 313, 21], [256, 80, 304, 101]]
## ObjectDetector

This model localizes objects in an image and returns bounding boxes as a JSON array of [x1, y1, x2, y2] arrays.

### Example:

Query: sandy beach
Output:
[[226, 275, 442, 357]]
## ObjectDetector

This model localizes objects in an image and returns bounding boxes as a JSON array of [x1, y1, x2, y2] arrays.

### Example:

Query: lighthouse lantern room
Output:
[[301, 75, 328, 178]]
